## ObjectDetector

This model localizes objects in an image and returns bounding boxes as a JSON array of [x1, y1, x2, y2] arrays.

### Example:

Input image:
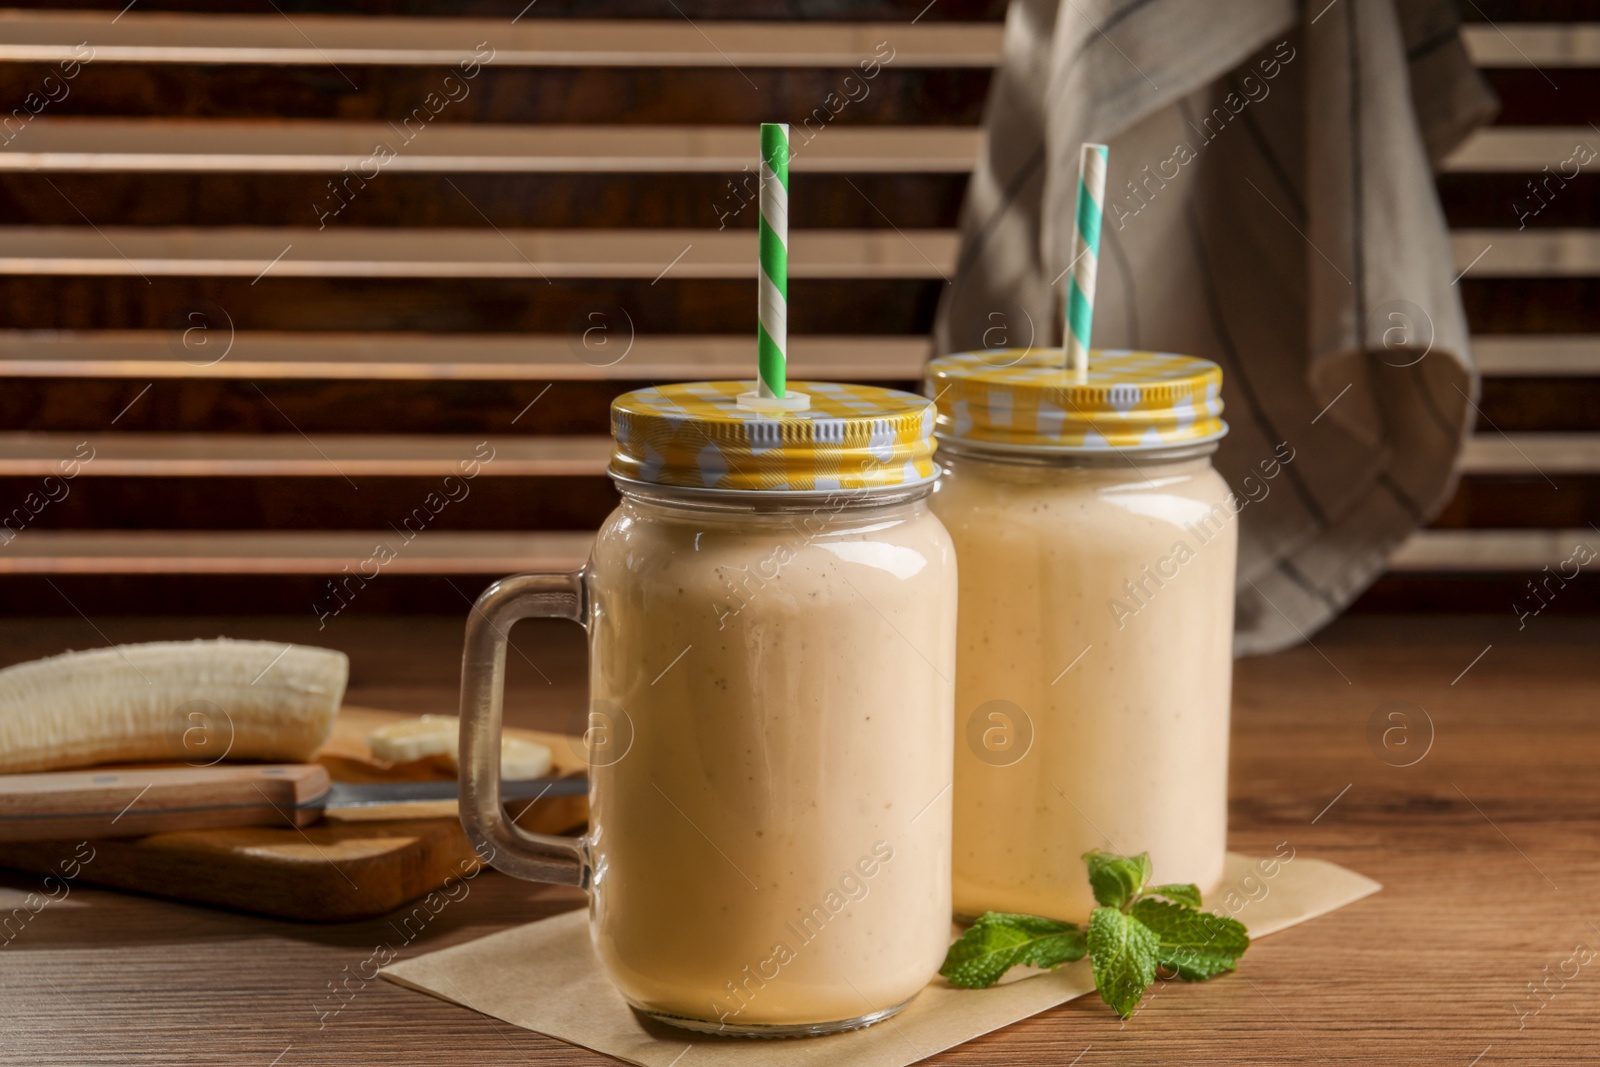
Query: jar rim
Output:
[[610, 471, 938, 513], [934, 435, 1221, 467]]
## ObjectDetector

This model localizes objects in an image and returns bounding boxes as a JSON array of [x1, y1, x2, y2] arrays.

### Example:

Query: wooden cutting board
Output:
[[0, 706, 588, 922]]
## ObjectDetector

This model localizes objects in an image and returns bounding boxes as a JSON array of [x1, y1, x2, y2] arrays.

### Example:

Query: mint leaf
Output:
[[1142, 883, 1203, 908], [939, 912, 1088, 989], [1086, 907, 1159, 1016], [1082, 849, 1151, 909], [1129, 898, 1250, 980]]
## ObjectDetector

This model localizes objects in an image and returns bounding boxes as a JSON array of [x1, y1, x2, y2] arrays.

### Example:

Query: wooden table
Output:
[[1, 612, 1594, 1066]]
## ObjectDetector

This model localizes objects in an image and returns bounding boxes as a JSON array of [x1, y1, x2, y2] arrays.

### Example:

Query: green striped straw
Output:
[[1065, 143, 1109, 375], [758, 123, 790, 398]]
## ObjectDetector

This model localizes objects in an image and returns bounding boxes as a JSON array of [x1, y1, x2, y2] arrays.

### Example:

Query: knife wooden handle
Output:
[[0, 764, 331, 843]]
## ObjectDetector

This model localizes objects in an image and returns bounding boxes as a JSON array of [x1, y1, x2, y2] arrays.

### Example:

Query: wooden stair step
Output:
[[0, 226, 958, 279], [3, 331, 1598, 380], [0, 0, 1562, 25], [0, 13, 1003, 67], [0, 332, 933, 380], [0, 432, 612, 477], [1458, 433, 1600, 474], [0, 0, 1007, 23], [3, 431, 1595, 477], [0, 120, 1578, 178], [1459, 23, 1600, 65], [0, 12, 1580, 69], [0, 227, 1587, 280], [1445, 127, 1600, 171], [0, 530, 593, 574], [1449, 230, 1600, 277], [0, 122, 1584, 176], [1389, 529, 1600, 571], [1473, 335, 1600, 375], [0, 527, 1588, 575], [0, 121, 982, 173]]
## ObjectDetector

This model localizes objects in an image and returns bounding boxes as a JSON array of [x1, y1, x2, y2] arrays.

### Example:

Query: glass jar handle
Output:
[[458, 572, 591, 889]]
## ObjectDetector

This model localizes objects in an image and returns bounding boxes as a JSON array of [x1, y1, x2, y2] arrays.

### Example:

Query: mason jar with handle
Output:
[[459, 380, 957, 1036], [926, 349, 1237, 923]]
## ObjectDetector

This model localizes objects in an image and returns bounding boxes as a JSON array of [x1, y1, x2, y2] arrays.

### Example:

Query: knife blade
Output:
[[319, 776, 588, 809], [0, 763, 588, 843]]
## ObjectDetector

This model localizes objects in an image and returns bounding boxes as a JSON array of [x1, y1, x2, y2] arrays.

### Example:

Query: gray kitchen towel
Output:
[[934, 0, 1497, 655]]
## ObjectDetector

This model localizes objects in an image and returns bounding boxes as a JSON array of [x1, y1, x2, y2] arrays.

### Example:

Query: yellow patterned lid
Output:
[[609, 380, 937, 492], [925, 349, 1226, 452]]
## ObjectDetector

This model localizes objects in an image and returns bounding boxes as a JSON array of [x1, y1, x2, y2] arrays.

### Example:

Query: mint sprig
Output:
[[939, 849, 1250, 1017]]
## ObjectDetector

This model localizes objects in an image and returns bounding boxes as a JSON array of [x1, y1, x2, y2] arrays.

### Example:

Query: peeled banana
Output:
[[0, 639, 348, 773], [366, 714, 552, 780]]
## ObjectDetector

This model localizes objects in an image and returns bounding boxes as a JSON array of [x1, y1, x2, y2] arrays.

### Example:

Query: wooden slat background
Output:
[[0, 0, 1596, 617]]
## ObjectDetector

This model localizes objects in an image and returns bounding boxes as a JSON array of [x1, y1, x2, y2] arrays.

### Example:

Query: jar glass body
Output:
[[930, 443, 1236, 922], [584, 482, 958, 1033]]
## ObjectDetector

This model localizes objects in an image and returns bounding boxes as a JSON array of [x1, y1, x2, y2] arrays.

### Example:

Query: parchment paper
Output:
[[382, 852, 1379, 1066]]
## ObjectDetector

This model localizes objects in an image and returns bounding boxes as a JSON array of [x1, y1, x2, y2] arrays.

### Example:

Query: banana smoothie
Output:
[[926, 350, 1236, 922], [469, 379, 957, 1034], [587, 487, 956, 1027]]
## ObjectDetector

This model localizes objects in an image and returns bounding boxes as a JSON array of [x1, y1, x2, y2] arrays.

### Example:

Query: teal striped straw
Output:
[[758, 123, 790, 398], [1065, 143, 1109, 374]]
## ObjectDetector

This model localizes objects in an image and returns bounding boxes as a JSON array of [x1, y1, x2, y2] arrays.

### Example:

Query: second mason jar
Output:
[[926, 349, 1236, 923], [459, 380, 956, 1037]]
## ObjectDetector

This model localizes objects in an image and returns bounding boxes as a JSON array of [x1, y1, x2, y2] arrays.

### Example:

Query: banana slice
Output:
[[0, 638, 348, 773], [364, 714, 459, 765], [366, 715, 552, 780]]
